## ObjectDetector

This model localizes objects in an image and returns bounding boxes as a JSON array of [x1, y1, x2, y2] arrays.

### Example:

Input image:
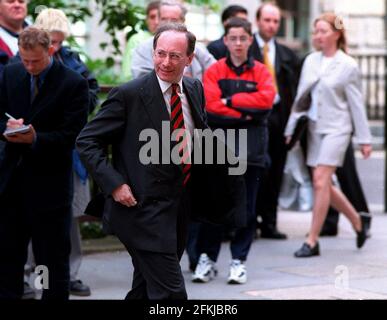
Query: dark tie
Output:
[[31, 75, 39, 103], [170, 83, 191, 186]]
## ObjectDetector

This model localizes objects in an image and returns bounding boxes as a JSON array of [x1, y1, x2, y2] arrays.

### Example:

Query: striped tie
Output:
[[170, 83, 191, 186]]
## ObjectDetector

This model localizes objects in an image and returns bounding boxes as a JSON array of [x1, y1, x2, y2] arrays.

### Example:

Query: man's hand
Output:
[[4, 118, 36, 144], [112, 184, 137, 207], [360, 144, 372, 159]]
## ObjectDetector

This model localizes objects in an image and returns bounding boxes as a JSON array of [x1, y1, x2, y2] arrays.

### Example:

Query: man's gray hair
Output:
[[160, 0, 187, 20]]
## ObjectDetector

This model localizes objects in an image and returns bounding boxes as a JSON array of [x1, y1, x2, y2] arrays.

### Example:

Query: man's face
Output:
[[146, 8, 159, 34], [19, 45, 53, 75], [256, 5, 281, 42], [159, 5, 184, 25], [153, 30, 193, 83], [0, 0, 27, 26], [224, 27, 252, 61]]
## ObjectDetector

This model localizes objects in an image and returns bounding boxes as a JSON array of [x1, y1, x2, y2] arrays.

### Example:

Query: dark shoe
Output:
[[320, 226, 338, 237], [70, 280, 91, 297], [294, 242, 320, 258], [22, 281, 36, 300], [261, 228, 287, 240], [356, 213, 371, 249]]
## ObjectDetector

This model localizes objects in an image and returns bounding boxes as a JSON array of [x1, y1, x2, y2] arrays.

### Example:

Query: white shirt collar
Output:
[[255, 33, 275, 50], [156, 75, 183, 95]]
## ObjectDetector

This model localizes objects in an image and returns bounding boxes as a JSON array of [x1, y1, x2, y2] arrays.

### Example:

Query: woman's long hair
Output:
[[314, 12, 348, 54]]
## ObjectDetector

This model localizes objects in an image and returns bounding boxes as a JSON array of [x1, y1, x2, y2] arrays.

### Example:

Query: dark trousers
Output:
[[255, 115, 287, 230], [324, 143, 369, 228], [124, 188, 190, 300], [0, 180, 71, 300], [185, 221, 201, 270], [196, 166, 263, 262]]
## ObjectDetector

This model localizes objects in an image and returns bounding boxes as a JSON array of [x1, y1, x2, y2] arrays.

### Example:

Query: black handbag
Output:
[[286, 115, 308, 150], [286, 80, 320, 150]]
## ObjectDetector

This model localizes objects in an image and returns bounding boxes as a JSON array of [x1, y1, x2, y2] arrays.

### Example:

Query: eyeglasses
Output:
[[227, 36, 250, 43], [154, 50, 184, 62]]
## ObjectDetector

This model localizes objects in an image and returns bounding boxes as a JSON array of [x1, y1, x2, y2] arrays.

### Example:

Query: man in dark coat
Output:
[[76, 23, 245, 300], [250, 3, 301, 239], [0, 27, 89, 299]]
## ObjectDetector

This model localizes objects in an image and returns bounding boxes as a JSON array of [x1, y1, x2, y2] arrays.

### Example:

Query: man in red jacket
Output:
[[0, 0, 27, 77], [192, 17, 275, 284]]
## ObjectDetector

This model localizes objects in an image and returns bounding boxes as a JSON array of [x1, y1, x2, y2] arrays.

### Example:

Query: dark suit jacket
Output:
[[249, 37, 301, 129], [0, 60, 89, 210], [76, 71, 246, 254]]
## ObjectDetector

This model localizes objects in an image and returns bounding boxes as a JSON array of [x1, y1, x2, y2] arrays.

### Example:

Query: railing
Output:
[[353, 54, 386, 121]]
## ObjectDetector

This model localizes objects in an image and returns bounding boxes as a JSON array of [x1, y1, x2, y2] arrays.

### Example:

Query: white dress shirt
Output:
[[156, 75, 195, 154]]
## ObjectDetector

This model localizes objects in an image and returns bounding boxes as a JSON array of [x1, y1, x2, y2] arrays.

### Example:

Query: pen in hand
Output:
[[5, 112, 16, 120], [4, 112, 25, 129]]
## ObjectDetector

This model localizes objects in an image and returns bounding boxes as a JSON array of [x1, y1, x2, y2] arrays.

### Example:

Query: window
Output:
[[276, 0, 310, 53]]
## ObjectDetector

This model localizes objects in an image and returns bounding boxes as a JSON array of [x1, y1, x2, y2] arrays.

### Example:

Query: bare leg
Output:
[[330, 186, 361, 232], [306, 166, 336, 247]]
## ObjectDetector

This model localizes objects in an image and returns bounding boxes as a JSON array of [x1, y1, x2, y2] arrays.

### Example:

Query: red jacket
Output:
[[203, 56, 276, 124], [203, 56, 276, 167]]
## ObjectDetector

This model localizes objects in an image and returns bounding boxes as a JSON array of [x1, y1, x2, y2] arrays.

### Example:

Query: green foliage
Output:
[[186, 0, 221, 12], [97, 0, 145, 55], [80, 221, 106, 240], [85, 58, 122, 86], [27, 0, 220, 84], [27, 0, 143, 81], [28, 0, 91, 22]]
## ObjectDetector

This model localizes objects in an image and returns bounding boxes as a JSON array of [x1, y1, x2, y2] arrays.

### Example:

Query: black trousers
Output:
[[0, 178, 71, 300], [124, 188, 190, 300], [324, 143, 369, 228], [255, 112, 288, 230]]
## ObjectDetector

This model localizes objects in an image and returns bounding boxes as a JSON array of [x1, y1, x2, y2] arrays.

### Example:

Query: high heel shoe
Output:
[[356, 212, 371, 249], [294, 242, 320, 258]]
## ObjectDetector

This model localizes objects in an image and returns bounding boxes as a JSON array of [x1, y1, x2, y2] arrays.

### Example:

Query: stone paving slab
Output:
[[243, 285, 387, 300]]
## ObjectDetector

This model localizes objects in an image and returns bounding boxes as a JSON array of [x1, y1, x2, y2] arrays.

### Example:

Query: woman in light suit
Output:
[[284, 13, 372, 257]]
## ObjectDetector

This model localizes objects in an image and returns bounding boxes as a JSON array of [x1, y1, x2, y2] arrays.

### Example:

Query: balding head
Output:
[[256, 2, 281, 42]]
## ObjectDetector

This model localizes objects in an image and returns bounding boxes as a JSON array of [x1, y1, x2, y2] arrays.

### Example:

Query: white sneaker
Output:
[[227, 259, 247, 284], [192, 253, 217, 283]]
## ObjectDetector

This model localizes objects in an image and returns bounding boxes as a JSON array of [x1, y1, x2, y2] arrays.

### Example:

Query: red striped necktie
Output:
[[170, 83, 191, 186]]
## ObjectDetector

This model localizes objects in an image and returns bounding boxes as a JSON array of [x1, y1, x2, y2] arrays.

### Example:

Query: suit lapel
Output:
[[140, 71, 170, 133], [249, 38, 263, 63], [16, 71, 31, 119], [182, 77, 206, 130], [140, 71, 171, 155]]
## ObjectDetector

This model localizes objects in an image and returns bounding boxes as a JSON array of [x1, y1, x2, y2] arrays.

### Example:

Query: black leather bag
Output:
[[286, 80, 320, 150], [286, 115, 308, 150]]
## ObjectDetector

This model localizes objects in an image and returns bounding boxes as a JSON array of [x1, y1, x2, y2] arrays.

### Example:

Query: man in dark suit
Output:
[[250, 3, 300, 239], [0, 27, 89, 299], [76, 23, 245, 300]]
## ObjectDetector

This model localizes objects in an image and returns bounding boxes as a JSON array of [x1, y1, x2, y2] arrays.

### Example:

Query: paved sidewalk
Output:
[[73, 209, 387, 300], [69, 151, 387, 300]]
